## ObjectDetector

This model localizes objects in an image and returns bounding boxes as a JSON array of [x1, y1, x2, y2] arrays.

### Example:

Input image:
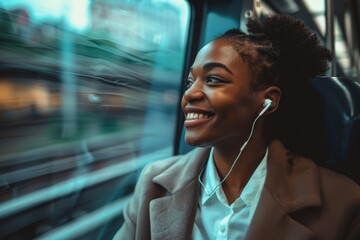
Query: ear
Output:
[[262, 86, 281, 114]]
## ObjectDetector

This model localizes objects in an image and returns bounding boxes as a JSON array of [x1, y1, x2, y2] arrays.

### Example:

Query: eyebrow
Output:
[[190, 62, 233, 75]]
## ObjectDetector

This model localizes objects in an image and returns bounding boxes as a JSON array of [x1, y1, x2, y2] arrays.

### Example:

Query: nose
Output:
[[182, 80, 205, 102]]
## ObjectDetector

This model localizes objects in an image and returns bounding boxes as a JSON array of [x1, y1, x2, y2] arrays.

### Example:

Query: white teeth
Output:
[[186, 112, 209, 120]]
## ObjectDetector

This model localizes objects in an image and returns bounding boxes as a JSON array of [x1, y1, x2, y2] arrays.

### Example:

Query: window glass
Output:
[[302, 0, 326, 35], [0, 0, 189, 239], [303, 0, 355, 77]]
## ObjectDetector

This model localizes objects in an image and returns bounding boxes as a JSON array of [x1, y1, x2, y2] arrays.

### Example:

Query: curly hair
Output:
[[217, 15, 332, 89], [217, 14, 333, 163]]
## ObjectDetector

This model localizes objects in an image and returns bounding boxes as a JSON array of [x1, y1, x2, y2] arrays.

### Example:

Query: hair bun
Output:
[[247, 15, 333, 82]]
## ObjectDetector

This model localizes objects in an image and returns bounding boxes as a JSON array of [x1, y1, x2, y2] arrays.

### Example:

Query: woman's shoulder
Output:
[[142, 154, 184, 178], [140, 147, 210, 187], [318, 166, 360, 200]]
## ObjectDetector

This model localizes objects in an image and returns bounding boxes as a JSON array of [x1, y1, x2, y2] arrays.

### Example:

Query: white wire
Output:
[[198, 104, 270, 196]]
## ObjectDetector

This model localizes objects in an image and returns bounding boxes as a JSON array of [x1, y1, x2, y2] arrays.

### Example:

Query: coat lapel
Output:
[[148, 141, 322, 239], [245, 140, 321, 240], [245, 188, 317, 240], [149, 179, 199, 240], [150, 148, 210, 240]]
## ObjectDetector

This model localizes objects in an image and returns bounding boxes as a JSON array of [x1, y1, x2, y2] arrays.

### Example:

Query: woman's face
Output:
[[181, 38, 265, 147]]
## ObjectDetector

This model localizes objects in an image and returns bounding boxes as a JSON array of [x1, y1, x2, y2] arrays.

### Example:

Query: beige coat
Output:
[[114, 140, 360, 240]]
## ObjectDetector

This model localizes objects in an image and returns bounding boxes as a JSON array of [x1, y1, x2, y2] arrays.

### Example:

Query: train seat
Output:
[[309, 76, 360, 183]]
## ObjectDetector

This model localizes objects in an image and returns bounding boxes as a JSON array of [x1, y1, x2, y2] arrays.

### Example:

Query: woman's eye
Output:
[[206, 77, 226, 84], [185, 79, 194, 88]]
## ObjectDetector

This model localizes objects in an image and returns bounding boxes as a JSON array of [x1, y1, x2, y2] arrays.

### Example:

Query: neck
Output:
[[212, 127, 267, 204]]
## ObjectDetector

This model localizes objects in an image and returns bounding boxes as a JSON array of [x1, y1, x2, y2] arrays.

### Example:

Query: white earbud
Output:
[[262, 98, 272, 108], [259, 98, 272, 116]]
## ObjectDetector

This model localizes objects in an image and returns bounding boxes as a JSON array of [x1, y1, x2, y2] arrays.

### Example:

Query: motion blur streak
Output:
[[0, 0, 189, 239]]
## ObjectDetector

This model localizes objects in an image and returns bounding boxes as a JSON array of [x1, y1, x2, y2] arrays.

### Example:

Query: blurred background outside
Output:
[[0, 0, 189, 239]]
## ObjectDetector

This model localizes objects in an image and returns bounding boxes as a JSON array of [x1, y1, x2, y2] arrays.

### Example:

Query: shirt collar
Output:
[[200, 147, 220, 205], [199, 147, 268, 206], [241, 149, 267, 205]]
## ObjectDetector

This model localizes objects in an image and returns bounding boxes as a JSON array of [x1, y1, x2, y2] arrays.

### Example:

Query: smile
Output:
[[184, 112, 213, 127], [186, 112, 210, 120]]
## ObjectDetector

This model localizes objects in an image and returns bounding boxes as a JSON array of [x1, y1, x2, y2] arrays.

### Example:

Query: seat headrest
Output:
[[309, 77, 360, 183]]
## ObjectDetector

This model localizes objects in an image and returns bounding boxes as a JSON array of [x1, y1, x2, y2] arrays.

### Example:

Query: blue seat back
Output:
[[309, 77, 360, 183]]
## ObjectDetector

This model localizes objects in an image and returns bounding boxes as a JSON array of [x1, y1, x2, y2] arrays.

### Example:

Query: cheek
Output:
[[212, 92, 251, 114], [214, 94, 258, 125]]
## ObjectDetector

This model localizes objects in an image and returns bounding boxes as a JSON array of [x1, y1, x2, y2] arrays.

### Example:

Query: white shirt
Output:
[[192, 148, 268, 240]]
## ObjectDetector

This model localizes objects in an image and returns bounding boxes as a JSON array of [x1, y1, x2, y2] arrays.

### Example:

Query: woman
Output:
[[114, 15, 360, 240]]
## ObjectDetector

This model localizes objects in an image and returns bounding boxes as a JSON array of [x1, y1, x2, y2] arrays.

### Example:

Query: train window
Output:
[[302, 0, 326, 35], [302, 0, 358, 77], [0, 0, 189, 239], [334, 16, 354, 76]]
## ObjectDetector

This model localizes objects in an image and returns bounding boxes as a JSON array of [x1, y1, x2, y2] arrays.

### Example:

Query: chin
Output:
[[184, 134, 210, 147]]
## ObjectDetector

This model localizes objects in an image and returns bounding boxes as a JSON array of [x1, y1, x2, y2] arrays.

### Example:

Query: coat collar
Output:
[[151, 140, 322, 240], [153, 140, 321, 211], [245, 140, 322, 240], [152, 147, 210, 194], [264, 140, 321, 212]]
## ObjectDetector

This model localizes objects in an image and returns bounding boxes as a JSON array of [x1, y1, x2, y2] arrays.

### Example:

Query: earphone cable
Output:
[[198, 111, 265, 196]]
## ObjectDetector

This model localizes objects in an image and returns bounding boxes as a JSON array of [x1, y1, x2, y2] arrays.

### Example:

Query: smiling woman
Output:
[[115, 14, 360, 240], [182, 38, 271, 149]]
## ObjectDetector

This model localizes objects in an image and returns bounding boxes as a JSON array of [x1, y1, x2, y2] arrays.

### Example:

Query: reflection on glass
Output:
[[0, 0, 189, 239]]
